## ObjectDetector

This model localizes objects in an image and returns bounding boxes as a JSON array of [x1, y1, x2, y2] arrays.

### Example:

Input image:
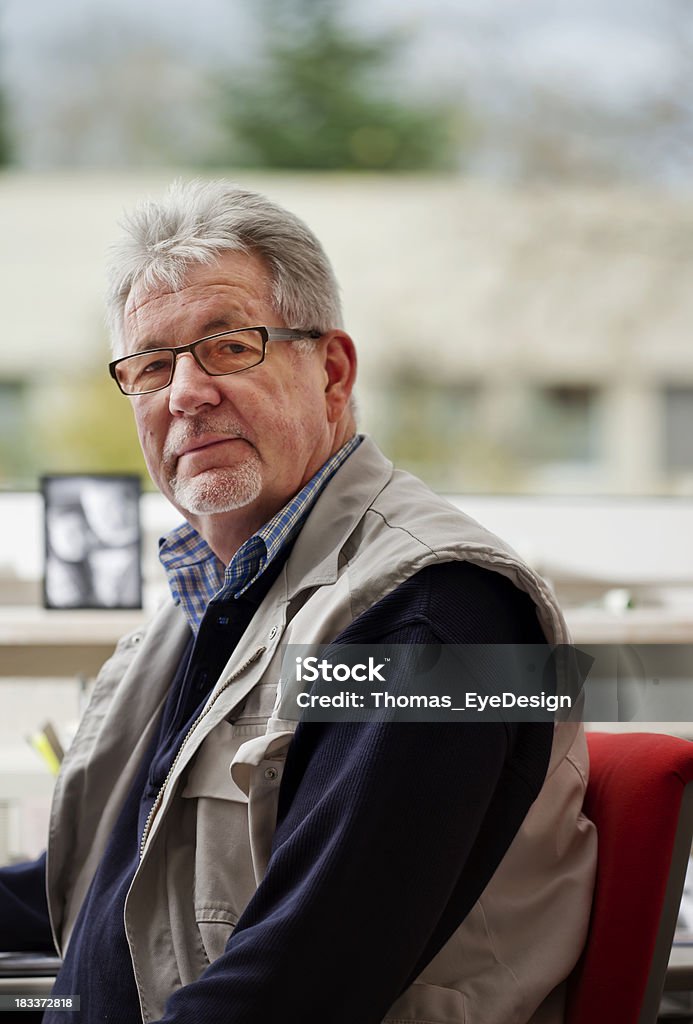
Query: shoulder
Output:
[[338, 560, 546, 645]]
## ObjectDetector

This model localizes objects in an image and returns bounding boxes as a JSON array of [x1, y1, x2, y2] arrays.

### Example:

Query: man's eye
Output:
[[141, 358, 170, 374], [220, 341, 250, 355], [202, 332, 263, 368]]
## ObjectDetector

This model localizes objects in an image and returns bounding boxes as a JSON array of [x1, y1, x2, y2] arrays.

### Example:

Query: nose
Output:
[[167, 352, 223, 416]]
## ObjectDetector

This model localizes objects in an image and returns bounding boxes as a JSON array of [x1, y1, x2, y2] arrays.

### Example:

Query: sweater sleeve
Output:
[[154, 561, 553, 1024], [0, 852, 55, 952]]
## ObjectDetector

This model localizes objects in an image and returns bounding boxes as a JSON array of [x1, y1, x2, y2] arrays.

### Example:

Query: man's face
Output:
[[122, 250, 349, 539]]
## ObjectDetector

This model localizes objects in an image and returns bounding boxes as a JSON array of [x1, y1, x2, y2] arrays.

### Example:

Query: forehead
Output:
[[122, 249, 276, 351]]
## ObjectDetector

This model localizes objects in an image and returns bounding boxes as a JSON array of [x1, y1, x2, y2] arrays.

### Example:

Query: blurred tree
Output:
[[0, 33, 13, 165], [0, 89, 11, 165], [35, 374, 149, 481], [213, 0, 463, 171]]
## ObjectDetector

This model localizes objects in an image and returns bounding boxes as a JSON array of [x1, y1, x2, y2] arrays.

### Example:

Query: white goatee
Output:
[[163, 417, 263, 514]]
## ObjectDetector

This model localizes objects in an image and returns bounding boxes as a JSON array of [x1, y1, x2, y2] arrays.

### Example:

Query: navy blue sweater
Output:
[[0, 561, 552, 1024]]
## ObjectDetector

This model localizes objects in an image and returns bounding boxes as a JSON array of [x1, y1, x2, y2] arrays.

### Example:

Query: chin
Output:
[[171, 463, 263, 516]]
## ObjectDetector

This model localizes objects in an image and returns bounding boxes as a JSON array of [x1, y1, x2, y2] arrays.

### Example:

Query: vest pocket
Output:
[[195, 905, 238, 965], [181, 722, 296, 966], [383, 982, 468, 1024], [181, 722, 258, 962], [229, 683, 280, 731]]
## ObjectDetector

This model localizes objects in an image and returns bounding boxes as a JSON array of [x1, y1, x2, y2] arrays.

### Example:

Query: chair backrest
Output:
[[566, 731, 693, 1024]]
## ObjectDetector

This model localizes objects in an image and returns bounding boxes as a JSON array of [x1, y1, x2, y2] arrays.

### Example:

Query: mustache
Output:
[[163, 417, 252, 462]]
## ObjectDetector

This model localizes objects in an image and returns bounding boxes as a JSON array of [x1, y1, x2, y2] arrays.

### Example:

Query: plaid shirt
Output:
[[159, 435, 362, 633]]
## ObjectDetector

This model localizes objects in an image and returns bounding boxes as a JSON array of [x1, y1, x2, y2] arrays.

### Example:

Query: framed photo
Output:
[[41, 474, 142, 610]]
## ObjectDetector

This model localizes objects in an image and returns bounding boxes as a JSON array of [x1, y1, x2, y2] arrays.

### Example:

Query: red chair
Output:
[[566, 732, 693, 1024]]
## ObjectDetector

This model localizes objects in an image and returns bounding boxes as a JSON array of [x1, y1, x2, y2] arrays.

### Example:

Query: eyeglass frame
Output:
[[108, 326, 323, 396]]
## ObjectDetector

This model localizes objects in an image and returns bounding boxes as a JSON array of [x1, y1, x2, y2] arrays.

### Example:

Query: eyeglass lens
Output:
[[114, 329, 266, 394]]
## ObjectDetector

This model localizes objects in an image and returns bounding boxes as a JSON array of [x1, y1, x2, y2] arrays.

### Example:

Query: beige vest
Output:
[[46, 437, 596, 1024]]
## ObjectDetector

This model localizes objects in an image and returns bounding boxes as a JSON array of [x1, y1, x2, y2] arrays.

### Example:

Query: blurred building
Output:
[[1, 171, 693, 494]]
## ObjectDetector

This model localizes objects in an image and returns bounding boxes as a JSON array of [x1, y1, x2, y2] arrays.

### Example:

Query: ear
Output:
[[321, 331, 357, 423]]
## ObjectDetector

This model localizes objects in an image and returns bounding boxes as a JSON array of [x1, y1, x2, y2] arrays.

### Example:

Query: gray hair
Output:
[[105, 179, 343, 352]]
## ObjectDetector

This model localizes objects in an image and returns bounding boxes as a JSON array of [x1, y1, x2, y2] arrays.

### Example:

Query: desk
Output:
[[0, 956, 63, 1024], [566, 607, 693, 645], [1, 605, 692, 677], [0, 976, 58, 995], [0, 954, 62, 996], [0, 607, 147, 677]]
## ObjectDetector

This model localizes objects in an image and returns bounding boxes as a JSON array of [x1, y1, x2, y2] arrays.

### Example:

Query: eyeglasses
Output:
[[108, 326, 322, 396]]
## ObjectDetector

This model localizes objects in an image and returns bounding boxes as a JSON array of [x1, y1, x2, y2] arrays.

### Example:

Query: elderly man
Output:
[[0, 180, 595, 1024]]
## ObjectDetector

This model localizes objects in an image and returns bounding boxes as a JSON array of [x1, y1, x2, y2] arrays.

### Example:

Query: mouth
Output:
[[175, 435, 247, 459]]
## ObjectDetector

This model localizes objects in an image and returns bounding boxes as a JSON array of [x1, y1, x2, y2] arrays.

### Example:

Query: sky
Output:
[[1, 0, 691, 183], [2, 0, 683, 104]]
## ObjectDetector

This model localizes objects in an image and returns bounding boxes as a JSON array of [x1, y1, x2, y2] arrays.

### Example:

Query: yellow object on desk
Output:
[[26, 728, 62, 776]]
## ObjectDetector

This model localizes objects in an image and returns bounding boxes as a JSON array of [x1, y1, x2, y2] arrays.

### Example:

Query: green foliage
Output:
[[0, 94, 10, 166], [0, 50, 13, 165], [214, 0, 461, 171], [36, 374, 149, 482]]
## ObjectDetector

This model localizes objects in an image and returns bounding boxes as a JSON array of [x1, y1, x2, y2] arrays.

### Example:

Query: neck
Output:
[[189, 501, 280, 566]]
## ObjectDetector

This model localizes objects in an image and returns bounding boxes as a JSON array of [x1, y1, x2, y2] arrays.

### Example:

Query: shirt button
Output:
[[264, 766, 279, 781], [268, 625, 278, 640]]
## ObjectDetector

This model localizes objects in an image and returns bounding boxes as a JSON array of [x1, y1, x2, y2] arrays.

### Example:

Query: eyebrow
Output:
[[135, 318, 247, 353], [198, 317, 238, 336]]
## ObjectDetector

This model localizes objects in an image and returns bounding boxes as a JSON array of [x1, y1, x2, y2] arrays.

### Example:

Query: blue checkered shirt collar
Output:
[[159, 434, 362, 633]]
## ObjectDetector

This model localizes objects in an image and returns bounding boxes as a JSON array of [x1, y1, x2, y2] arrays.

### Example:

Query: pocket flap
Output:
[[230, 731, 295, 796], [231, 683, 279, 726], [181, 721, 248, 802]]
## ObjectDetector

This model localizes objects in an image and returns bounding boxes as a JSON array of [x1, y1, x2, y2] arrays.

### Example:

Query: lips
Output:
[[175, 434, 245, 459]]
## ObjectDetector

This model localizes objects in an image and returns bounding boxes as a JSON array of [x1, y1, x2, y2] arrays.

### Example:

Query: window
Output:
[[373, 372, 481, 490], [662, 386, 693, 472], [518, 385, 601, 464]]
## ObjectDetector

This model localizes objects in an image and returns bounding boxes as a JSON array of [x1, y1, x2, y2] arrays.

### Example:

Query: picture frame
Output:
[[41, 473, 142, 610]]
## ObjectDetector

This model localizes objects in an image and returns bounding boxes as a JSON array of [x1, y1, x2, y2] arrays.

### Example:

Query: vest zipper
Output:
[[139, 645, 267, 859]]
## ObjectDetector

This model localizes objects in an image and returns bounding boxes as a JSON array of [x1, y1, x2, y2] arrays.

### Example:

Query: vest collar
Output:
[[283, 435, 393, 600]]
